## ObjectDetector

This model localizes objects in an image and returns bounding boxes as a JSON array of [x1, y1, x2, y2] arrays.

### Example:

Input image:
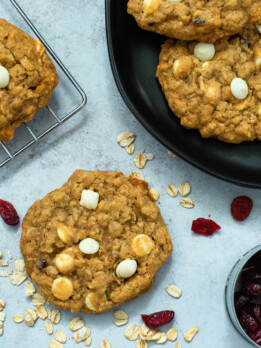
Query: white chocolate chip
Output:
[[116, 259, 137, 278], [194, 43, 215, 61], [85, 293, 98, 311], [54, 253, 75, 274], [51, 277, 73, 300], [0, 66, 10, 88], [79, 238, 100, 254], [80, 190, 99, 210], [230, 78, 248, 100], [143, 0, 160, 14], [132, 234, 154, 257], [257, 25, 261, 34], [168, 0, 183, 2]]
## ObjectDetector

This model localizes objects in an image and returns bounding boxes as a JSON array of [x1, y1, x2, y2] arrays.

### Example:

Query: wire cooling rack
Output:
[[0, 0, 87, 167]]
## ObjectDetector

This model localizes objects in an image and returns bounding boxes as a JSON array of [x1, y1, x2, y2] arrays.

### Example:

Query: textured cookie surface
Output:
[[0, 19, 58, 141], [156, 25, 261, 143], [127, 0, 261, 43], [21, 170, 173, 314]]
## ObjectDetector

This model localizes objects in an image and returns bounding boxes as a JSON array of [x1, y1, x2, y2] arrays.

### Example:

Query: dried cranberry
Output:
[[250, 296, 261, 305], [0, 199, 19, 226], [191, 218, 220, 236], [254, 306, 261, 324], [242, 268, 261, 283], [234, 291, 249, 312], [141, 310, 174, 329], [36, 259, 48, 270], [245, 283, 261, 296], [239, 311, 259, 333], [250, 328, 261, 345], [231, 196, 253, 222]]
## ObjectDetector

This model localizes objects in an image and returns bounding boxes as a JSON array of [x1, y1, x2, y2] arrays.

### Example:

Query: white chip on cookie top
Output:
[[167, 0, 183, 2], [51, 277, 73, 300], [80, 190, 99, 210], [79, 238, 99, 254], [116, 260, 137, 278], [0, 66, 10, 88], [56, 224, 70, 244], [194, 42, 215, 61], [143, 0, 160, 14], [54, 253, 75, 274], [257, 25, 261, 34], [230, 78, 248, 100], [132, 234, 154, 257]]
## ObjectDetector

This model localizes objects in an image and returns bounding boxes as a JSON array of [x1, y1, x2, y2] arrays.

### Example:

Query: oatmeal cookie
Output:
[[127, 0, 261, 43], [21, 170, 172, 314], [0, 19, 58, 141], [156, 25, 261, 143]]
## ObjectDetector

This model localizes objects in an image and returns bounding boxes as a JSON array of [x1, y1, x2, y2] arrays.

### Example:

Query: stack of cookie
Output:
[[127, 0, 261, 143]]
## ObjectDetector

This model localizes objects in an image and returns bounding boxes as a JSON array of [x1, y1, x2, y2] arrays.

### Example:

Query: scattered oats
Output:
[[85, 337, 92, 346], [0, 270, 12, 277], [130, 172, 144, 181], [167, 328, 178, 341], [166, 285, 182, 298], [134, 151, 154, 169], [50, 309, 61, 325], [124, 323, 140, 341], [25, 281, 36, 296], [174, 342, 182, 348], [168, 151, 176, 158], [10, 272, 27, 285], [69, 316, 85, 331], [13, 314, 24, 323], [45, 321, 53, 335], [35, 305, 47, 320], [117, 131, 136, 147], [0, 299, 6, 311], [100, 339, 111, 348], [7, 250, 12, 260], [0, 312, 5, 321], [113, 319, 128, 326], [0, 321, 3, 336], [139, 323, 150, 338], [49, 339, 63, 348], [156, 332, 168, 344], [149, 188, 159, 201], [24, 308, 38, 327], [14, 258, 25, 272], [178, 183, 191, 196], [0, 251, 2, 258], [126, 143, 135, 155], [32, 293, 46, 306], [137, 337, 148, 348], [180, 198, 194, 209], [184, 326, 199, 342], [47, 308, 52, 320], [113, 309, 128, 320], [146, 330, 161, 341], [55, 330, 67, 343], [0, 260, 8, 266], [167, 185, 178, 197], [74, 326, 90, 343]]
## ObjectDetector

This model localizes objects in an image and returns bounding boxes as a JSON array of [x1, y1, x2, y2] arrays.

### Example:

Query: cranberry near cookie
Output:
[[156, 25, 261, 143], [20, 170, 172, 314]]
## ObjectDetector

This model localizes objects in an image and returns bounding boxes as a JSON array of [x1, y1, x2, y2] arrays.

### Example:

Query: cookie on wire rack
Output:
[[0, 19, 58, 141]]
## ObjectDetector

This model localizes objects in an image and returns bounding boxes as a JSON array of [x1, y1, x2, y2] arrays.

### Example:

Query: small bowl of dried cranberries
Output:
[[225, 245, 261, 346]]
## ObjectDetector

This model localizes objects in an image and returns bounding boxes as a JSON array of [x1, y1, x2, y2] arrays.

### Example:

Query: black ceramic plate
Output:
[[105, 0, 261, 188]]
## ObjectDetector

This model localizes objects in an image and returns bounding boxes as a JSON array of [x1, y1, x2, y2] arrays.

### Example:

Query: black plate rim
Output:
[[105, 0, 260, 189]]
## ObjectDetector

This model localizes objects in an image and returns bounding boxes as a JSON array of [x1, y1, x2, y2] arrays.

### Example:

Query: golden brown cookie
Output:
[[156, 25, 261, 143], [0, 19, 58, 141], [21, 170, 173, 314], [127, 0, 261, 43]]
